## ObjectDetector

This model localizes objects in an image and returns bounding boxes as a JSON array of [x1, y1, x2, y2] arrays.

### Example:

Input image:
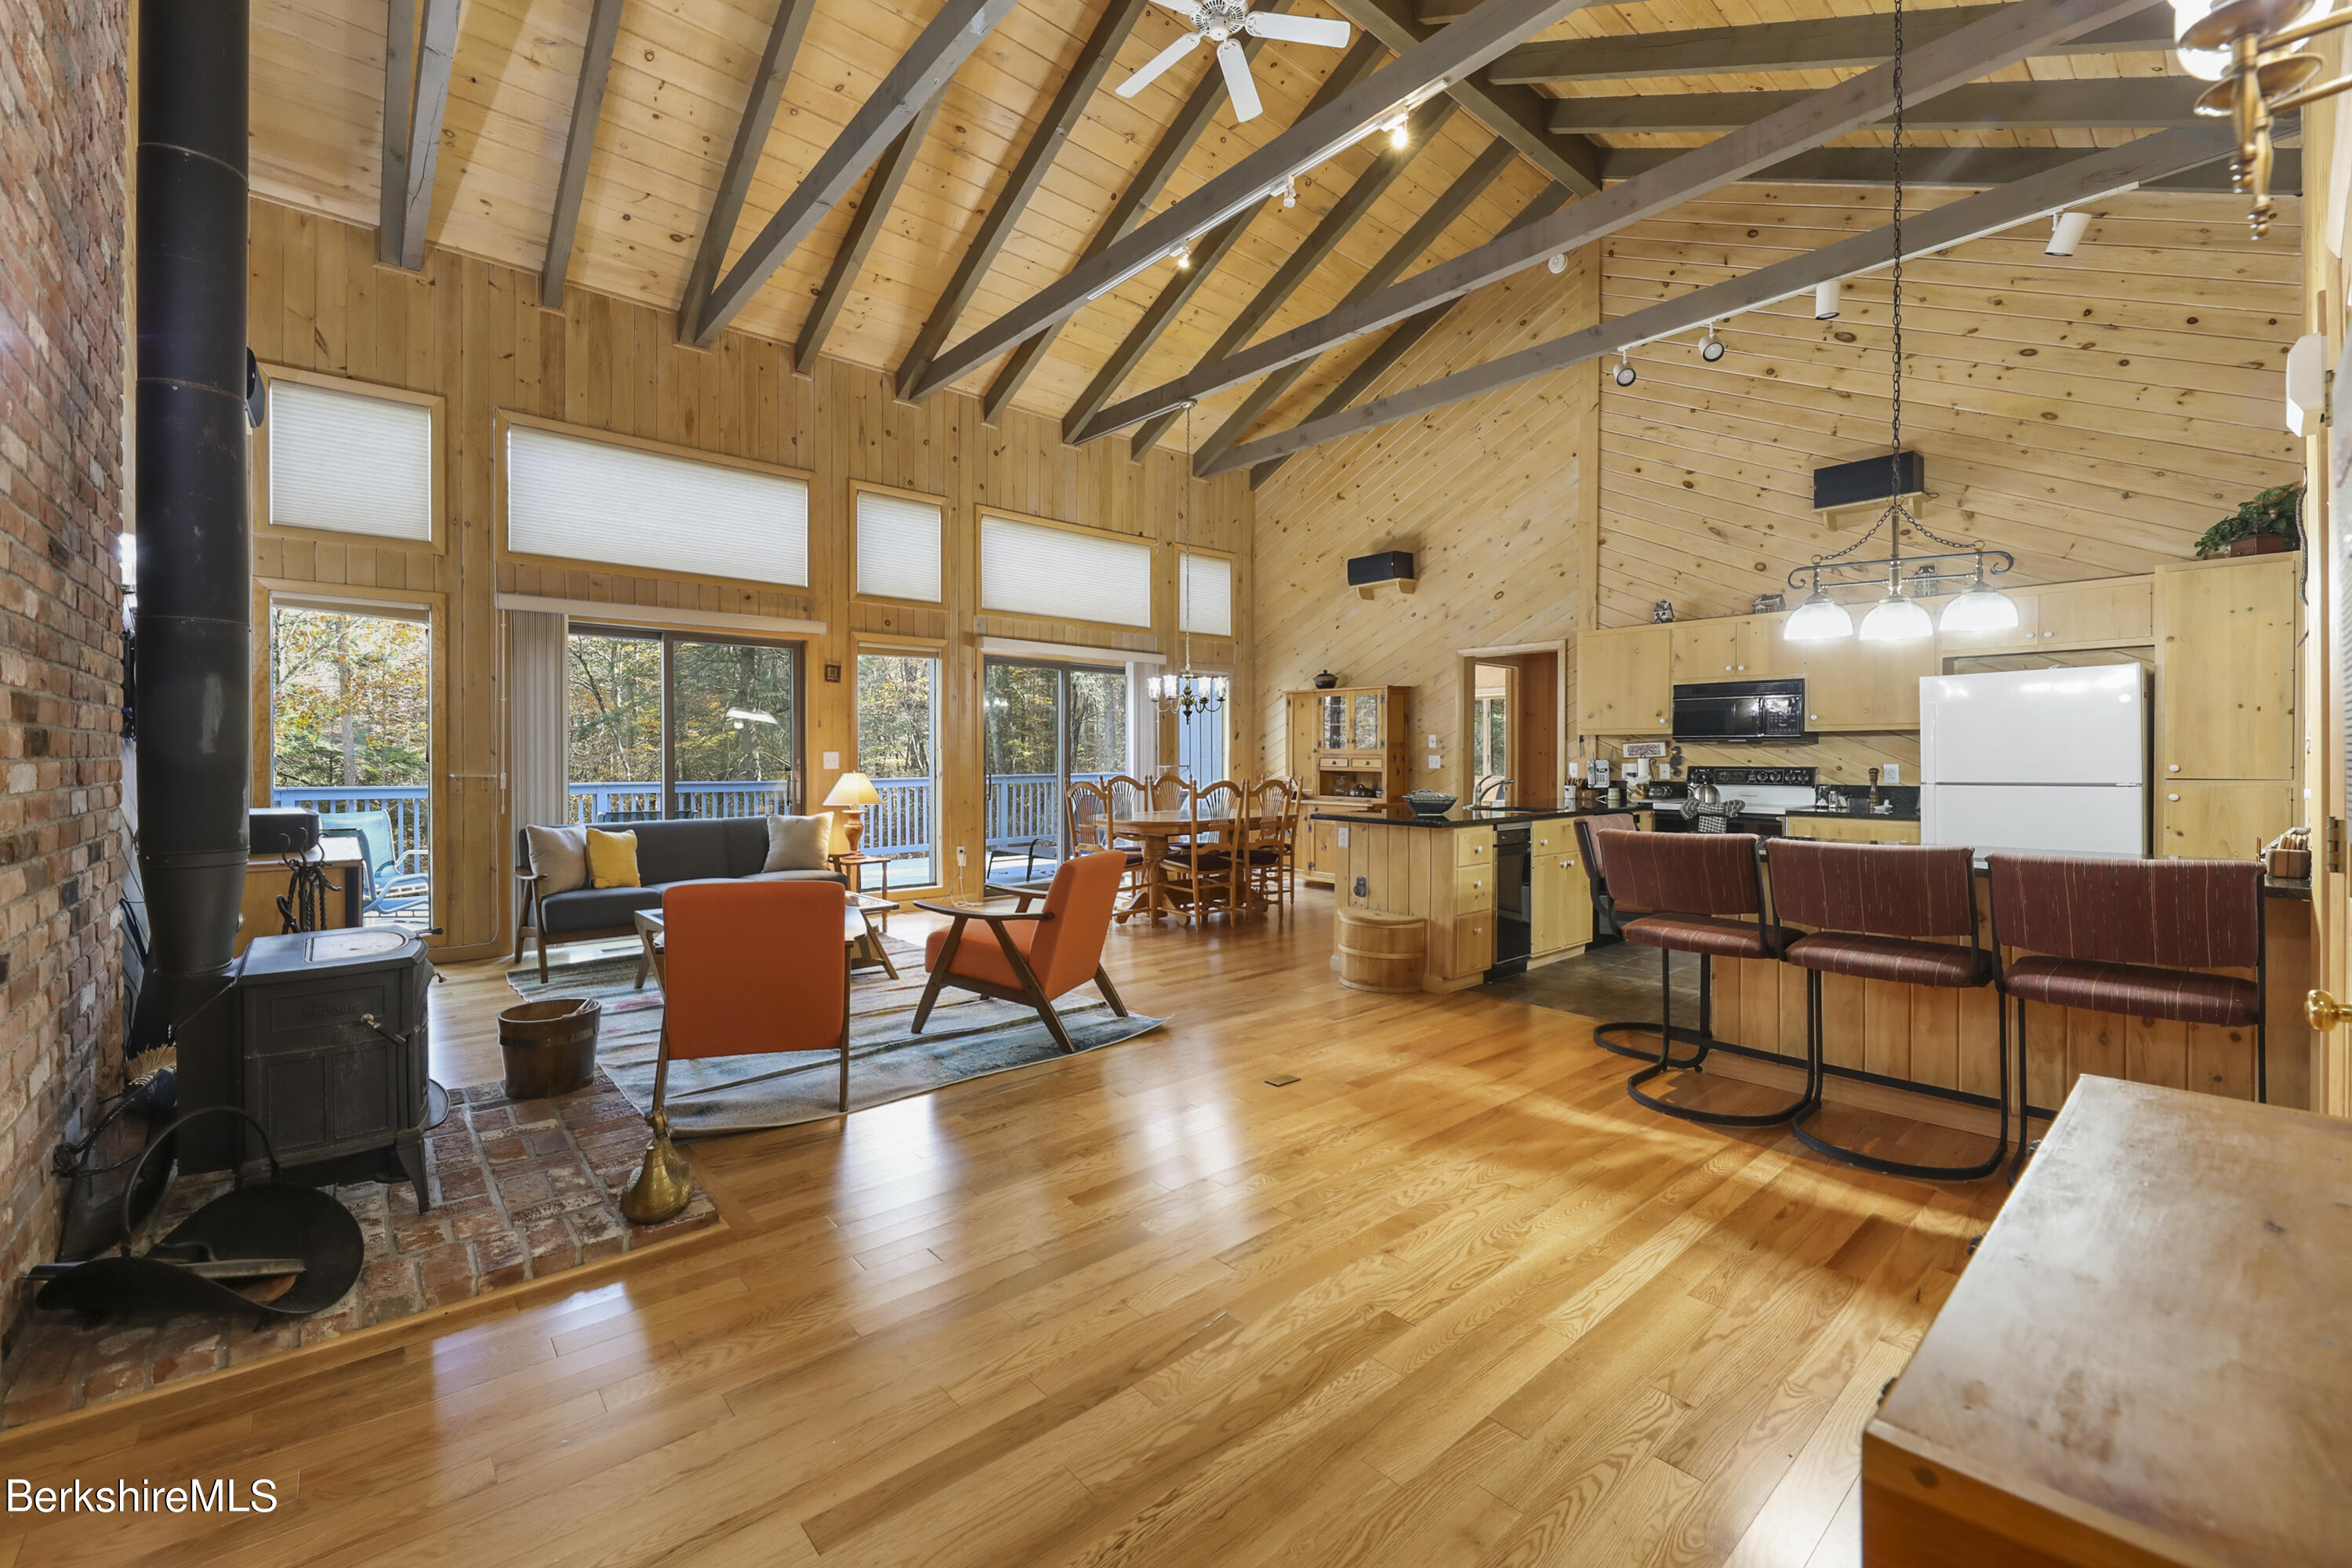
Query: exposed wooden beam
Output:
[[1594, 143, 2299, 192], [394, 0, 463, 271], [378, 0, 416, 266], [1202, 136, 1519, 474], [1327, 0, 1601, 195], [1548, 78, 2205, 135], [894, 0, 1152, 399], [539, 0, 628, 310], [976, 1, 1303, 421], [908, 0, 1605, 403], [1058, 33, 1393, 445], [1490, 2, 2174, 83], [1203, 125, 2242, 478], [691, 0, 1011, 348], [1077, 0, 2159, 442], [1112, 95, 1459, 455], [795, 91, 947, 373], [1244, 176, 1570, 488], [677, 0, 819, 347]]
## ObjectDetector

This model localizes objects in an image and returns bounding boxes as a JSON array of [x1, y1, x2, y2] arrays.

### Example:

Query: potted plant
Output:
[[2194, 482, 2303, 557]]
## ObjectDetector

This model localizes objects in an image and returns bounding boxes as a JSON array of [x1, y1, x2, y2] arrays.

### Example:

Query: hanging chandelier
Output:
[[2170, 0, 2331, 238], [1784, 0, 2016, 645], [1149, 401, 1229, 719]]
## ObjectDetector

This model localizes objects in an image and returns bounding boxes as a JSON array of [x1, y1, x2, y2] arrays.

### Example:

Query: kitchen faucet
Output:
[[1475, 776, 1515, 806]]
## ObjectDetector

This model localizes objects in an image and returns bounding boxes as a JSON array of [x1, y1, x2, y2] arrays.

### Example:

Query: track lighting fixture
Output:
[[1385, 114, 1410, 149], [2045, 209, 2092, 256], [1613, 352, 1636, 388], [1547, 252, 1567, 275], [1278, 175, 1297, 209], [1814, 280, 1842, 321], [1700, 325, 1726, 363], [1172, 241, 1192, 270]]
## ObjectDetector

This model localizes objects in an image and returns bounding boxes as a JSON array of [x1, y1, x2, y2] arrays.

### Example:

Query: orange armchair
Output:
[[912, 851, 1131, 1054], [621, 880, 851, 1223]]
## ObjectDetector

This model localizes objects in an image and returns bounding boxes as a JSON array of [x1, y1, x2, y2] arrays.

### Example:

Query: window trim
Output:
[[850, 479, 949, 608], [252, 365, 448, 555], [976, 506, 1160, 641], [495, 409, 818, 595]]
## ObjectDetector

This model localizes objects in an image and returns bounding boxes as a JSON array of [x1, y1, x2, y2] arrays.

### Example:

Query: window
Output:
[[982, 658, 1131, 877], [1178, 551, 1232, 637], [507, 423, 809, 586], [564, 625, 802, 822], [856, 652, 938, 887], [855, 488, 943, 603], [1176, 702, 1226, 785], [267, 379, 434, 543], [979, 515, 1152, 629]]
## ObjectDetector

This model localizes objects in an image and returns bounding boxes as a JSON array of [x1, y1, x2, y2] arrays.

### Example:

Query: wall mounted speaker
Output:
[[1812, 452, 1922, 512], [1347, 550, 1416, 589]]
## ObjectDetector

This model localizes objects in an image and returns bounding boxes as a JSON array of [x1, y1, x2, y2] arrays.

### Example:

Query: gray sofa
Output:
[[514, 817, 846, 979]]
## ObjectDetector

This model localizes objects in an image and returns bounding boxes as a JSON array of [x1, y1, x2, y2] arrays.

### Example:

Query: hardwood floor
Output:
[[0, 895, 2006, 1568]]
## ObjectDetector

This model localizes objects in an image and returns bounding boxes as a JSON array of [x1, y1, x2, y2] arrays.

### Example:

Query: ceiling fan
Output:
[[1115, 1, 1353, 123]]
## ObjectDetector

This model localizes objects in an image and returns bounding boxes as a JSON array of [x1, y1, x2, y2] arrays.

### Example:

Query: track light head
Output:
[[1279, 176, 1297, 209], [1172, 241, 1192, 270], [2046, 209, 2092, 256], [1814, 279, 1842, 321], [1700, 326, 1725, 363], [1613, 352, 1637, 388]]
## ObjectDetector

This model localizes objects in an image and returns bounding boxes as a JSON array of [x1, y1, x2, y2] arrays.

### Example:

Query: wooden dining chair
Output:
[[1157, 779, 1244, 924], [911, 851, 1131, 1054], [619, 880, 851, 1224], [1241, 777, 1301, 913], [1066, 779, 1147, 920]]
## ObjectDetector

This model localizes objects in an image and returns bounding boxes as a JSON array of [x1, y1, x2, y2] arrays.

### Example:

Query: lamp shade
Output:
[[822, 771, 882, 808], [1785, 590, 1855, 641], [1940, 583, 2020, 633], [1859, 593, 1935, 641]]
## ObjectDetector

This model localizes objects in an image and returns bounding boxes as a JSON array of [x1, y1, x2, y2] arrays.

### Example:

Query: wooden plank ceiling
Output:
[[249, 0, 2212, 457]]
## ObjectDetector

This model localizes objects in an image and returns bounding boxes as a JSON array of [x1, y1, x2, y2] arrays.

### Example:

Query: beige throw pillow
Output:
[[763, 812, 834, 873], [524, 824, 588, 895]]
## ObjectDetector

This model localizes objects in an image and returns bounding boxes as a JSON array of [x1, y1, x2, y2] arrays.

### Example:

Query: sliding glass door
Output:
[[566, 624, 802, 822], [857, 651, 939, 887], [982, 658, 1129, 877]]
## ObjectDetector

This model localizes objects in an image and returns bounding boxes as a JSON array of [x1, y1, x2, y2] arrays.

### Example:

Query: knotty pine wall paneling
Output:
[[247, 199, 1250, 960]]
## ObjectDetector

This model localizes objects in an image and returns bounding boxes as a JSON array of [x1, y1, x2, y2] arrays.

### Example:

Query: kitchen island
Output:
[[1312, 804, 1650, 992]]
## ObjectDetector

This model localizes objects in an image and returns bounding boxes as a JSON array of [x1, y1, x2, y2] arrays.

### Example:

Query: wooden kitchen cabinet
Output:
[[2037, 576, 2154, 647], [1802, 633, 1937, 730], [1577, 624, 1671, 735], [1784, 816, 1922, 844], [1530, 849, 1594, 956], [2158, 780, 2295, 861], [2159, 557, 2297, 782], [1668, 615, 1798, 683]]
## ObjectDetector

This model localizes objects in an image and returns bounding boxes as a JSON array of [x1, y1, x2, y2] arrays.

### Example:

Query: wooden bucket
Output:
[[498, 998, 601, 1101], [1336, 909, 1425, 993]]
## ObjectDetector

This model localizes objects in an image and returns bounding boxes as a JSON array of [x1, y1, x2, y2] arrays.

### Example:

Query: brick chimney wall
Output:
[[0, 0, 129, 1334]]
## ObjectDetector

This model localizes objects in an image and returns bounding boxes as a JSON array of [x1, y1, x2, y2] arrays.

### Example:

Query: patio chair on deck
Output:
[[317, 810, 430, 920]]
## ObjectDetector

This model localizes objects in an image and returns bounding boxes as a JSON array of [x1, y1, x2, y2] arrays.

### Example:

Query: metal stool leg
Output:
[[1628, 948, 1818, 1129], [2007, 996, 2037, 1185], [1791, 971, 2010, 1181], [1593, 944, 1711, 1065]]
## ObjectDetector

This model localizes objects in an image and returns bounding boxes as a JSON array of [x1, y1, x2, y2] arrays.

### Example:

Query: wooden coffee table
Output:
[[631, 891, 898, 992]]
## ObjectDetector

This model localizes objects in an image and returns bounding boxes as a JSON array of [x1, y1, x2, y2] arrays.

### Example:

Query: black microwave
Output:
[[1671, 678, 1808, 743]]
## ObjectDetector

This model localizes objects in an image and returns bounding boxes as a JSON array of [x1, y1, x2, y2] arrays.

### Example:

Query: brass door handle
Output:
[[2310, 989, 2348, 1031]]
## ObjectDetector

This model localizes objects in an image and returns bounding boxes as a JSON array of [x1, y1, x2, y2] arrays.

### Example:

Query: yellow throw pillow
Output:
[[584, 828, 641, 890]]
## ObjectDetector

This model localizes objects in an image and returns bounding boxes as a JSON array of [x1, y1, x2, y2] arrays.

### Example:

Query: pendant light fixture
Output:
[[1149, 401, 1228, 721], [1781, 0, 2016, 647]]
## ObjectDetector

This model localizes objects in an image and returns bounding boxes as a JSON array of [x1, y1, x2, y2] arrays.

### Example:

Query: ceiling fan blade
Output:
[[1117, 31, 1205, 98], [1242, 12, 1350, 47], [1218, 38, 1262, 122]]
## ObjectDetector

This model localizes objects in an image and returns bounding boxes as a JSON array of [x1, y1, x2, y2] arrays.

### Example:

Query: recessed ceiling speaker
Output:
[[1547, 252, 1567, 274], [2046, 210, 2092, 256], [1814, 280, 1841, 321], [2286, 332, 2327, 436]]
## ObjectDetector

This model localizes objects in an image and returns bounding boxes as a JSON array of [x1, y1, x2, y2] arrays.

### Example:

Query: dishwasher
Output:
[[1490, 823, 1533, 978]]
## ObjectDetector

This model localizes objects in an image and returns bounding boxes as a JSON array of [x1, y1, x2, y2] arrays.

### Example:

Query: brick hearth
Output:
[[0, 1074, 718, 1428]]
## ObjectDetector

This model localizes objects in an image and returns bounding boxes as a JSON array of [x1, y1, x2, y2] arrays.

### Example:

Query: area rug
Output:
[[505, 940, 1166, 1136]]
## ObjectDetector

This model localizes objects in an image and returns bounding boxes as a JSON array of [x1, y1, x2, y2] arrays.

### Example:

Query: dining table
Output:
[[1111, 808, 1279, 921]]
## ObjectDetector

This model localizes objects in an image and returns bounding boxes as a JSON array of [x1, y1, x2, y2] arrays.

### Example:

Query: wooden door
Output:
[[1577, 625, 1671, 734], [1668, 620, 1740, 684], [2160, 558, 2298, 780], [1743, 614, 1802, 678], [2158, 780, 2296, 861], [1530, 853, 1570, 955]]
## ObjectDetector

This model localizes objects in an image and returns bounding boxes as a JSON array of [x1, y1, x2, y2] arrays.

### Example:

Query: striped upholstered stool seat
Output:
[[1999, 955, 2258, 1026], [1622, 913, 1793, 960], [1783, 931, 1992, 989]]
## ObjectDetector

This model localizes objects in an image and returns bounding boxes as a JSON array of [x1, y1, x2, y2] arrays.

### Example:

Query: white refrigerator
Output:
[[1919, 666, 2149, 858]]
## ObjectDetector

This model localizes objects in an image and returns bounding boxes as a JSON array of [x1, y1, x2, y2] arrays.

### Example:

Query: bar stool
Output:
[[1769, 840, 2009, 1181], [1595, 829, 1815, 1127], [1574, 814, 1703, 1066], [1988, 853, 2267, 1178]]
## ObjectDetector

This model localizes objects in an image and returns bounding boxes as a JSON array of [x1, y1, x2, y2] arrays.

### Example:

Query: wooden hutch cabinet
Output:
[[1284, 685, 1413, 886]]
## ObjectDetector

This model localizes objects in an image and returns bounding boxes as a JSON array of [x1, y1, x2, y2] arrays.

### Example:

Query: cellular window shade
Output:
[[1179, 552, 1232, 637], [980, 516, 1152, 629], [855, 490, 943, 603], [506, 425, 809, 586], [268, 381, 434, 542]]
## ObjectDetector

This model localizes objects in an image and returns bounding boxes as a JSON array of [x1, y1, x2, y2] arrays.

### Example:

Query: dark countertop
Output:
[[1781, 806, 1923, 823], [1306, 804, 1653, 830]]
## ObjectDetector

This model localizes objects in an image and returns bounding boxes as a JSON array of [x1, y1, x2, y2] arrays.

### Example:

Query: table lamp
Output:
[[822, 771, 882, 855]]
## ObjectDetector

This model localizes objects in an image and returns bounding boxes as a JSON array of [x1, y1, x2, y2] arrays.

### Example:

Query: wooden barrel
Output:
[[1335, 909, 1426, 993]]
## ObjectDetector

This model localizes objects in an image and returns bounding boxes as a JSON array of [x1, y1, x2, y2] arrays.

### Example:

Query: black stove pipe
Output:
[[133, 0, 252, 1164]]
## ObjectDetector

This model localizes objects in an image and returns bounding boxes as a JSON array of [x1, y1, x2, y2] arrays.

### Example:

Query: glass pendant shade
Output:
[[1784, 590, 1854, 642], [1859, 593, 1935, 641], [1939, 580, 2020, 633]]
